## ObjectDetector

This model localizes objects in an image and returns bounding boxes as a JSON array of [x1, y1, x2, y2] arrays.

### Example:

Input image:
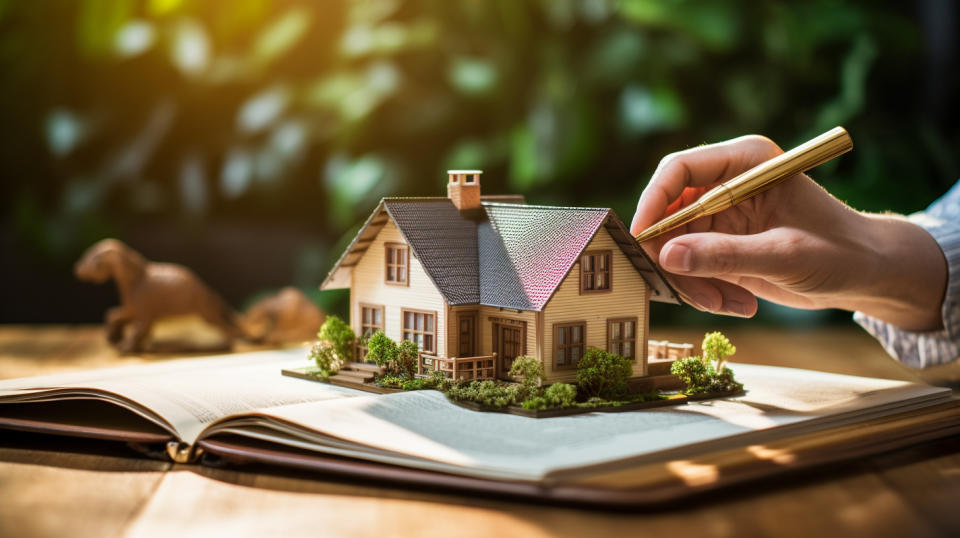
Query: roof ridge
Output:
[[482, 201, 610, 212], [382, 196, 449, 202]]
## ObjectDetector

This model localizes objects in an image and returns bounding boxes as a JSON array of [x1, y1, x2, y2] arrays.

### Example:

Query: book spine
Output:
[[166, 441, 204, 463]]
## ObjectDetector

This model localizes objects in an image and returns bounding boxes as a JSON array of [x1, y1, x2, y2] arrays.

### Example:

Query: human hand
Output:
[[631, 135, 946, 331]]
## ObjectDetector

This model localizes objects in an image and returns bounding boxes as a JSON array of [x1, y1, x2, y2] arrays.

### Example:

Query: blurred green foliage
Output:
[[0, 0, 957, 324]]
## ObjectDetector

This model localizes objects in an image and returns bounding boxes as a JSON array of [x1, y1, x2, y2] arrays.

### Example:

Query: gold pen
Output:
[[634, 126, 853, 243]]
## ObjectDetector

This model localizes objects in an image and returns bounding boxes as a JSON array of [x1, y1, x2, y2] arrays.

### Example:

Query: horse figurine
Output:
[[75, 239, 243, 353]]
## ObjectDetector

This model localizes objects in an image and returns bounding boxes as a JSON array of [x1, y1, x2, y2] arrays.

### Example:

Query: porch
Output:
[[640, 339, 694, 392], [419, 353, 498, 381], [648, 339, 695, 359]]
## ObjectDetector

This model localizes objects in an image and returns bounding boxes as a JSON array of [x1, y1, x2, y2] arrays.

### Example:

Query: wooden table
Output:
[[1, 325, 959, 537]]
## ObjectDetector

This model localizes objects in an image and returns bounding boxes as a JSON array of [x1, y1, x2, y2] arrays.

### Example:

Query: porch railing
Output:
[[648, 340, 694, 359], [419, 353, 498, 381]]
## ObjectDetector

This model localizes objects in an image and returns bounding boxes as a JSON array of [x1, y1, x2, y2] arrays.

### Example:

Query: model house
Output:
[[321, 171, 680, 384]]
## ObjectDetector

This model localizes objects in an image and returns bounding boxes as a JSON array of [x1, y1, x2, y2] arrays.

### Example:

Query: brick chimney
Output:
[[446, 170, 482, 211]]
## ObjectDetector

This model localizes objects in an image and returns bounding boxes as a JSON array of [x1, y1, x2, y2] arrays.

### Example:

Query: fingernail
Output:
[[662, 244, 693, 273], [693, 293, 717, 312], [724, 300, 748, 317]]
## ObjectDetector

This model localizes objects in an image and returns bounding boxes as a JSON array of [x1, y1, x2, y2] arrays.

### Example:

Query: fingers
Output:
[[659, 230, 798, 280], [721, 275, 824, 310], [669, 273, 759, 317], [630, 135, 783, 235], [657, 229, 810, 316]]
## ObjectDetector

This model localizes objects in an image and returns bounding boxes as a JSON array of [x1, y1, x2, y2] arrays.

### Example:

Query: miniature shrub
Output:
[[366, 331, 399, 371], [318, 316, 355, 363], [702, 331, 736, 371], [508, 356, 544, 393], [401, 378, 427, 391], [401, 372, 448, 391], [510, 382, 533, 403], [308, 341, 341, 378], [575, 348, 633, 400], [670, 332, 744, 396], [522, 382, 577, 410], [521, 396, 548, 410], [501, 383, 526, 407], [544, 383, 577, 407], [431, 371, 458, 392], [575, 392, 662, 408], [709, 366, 744, 394], [446, 380, 524, 408], [670, 356, 711, 394], [377, 374, 406, 388], [396, 339, 420, 379]]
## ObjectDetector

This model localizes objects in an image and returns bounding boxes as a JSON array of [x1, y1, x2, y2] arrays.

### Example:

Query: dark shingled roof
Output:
[[322, 198, 679, 310], [384, 199, 480, 305]]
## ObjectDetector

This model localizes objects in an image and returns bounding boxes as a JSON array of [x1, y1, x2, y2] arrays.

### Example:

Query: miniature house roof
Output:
[[321, 197, 680, 310]]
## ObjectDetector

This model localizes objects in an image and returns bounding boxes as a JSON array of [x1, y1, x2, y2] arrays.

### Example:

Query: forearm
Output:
[[834, 213, 947, 332]]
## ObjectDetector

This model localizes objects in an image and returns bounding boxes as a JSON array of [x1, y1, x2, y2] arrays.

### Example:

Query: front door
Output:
[[497, 325, 523, 376], [457, 313, 477, 357]]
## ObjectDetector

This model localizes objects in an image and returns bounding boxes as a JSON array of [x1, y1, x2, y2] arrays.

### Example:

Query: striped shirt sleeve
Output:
[[854, 181, 960, 368]]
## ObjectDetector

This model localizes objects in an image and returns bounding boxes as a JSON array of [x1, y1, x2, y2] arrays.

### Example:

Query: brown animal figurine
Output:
[[75, 239, 242, 353], [241, 287, 327, 346]]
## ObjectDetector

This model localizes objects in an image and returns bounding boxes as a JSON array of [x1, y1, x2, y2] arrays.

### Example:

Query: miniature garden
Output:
[[289, 316, 743, 417]]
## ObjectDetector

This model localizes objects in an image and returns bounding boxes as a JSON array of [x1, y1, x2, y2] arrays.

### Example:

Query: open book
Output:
[[0, 349, 955, 503]]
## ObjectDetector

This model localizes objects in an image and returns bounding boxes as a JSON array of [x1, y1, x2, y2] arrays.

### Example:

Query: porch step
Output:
[[330, 369, 375, 384], [344, 361, 385, 375]]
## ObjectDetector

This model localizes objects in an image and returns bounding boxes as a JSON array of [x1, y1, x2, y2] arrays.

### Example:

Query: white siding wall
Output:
[[350, 220, 448, 357], [541, 226, 650, 383]]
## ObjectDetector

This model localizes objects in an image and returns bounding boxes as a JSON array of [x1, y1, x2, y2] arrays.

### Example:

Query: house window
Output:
[[608, 318, 638, 360], [403, 309, 436, 354], [357, 304, 384, 360], [554, 322, 586, 369], [385, 243, 409, 285], [581, 251, 611, 294]]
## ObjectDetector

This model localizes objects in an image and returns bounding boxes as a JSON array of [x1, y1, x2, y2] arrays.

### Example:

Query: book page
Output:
[[0, 349, 359, 442], [214, 363, 951, 482]]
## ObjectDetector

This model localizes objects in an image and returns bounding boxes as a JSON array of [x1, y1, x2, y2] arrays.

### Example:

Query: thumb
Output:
[[659, 231, 797, 279]]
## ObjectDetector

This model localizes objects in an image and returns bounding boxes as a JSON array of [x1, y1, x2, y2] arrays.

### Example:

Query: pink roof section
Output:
[[481, 203, 610, 310]]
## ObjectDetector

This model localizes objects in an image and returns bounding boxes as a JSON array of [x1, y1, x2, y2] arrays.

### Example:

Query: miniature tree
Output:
[[396, 339, 420, 379], [364, 331, 419, 381], [317, 315, 355, 363], [701, 331, 736, 371], [307, 315, 355, 378], [543, 383, 576, 407], [308, 341, 341, 378], [575, 348, 633, 400], [365, 331, 398, 373]]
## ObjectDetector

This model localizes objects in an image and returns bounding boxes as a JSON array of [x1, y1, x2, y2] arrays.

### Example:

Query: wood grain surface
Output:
[[1, 325, 959, 538]]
